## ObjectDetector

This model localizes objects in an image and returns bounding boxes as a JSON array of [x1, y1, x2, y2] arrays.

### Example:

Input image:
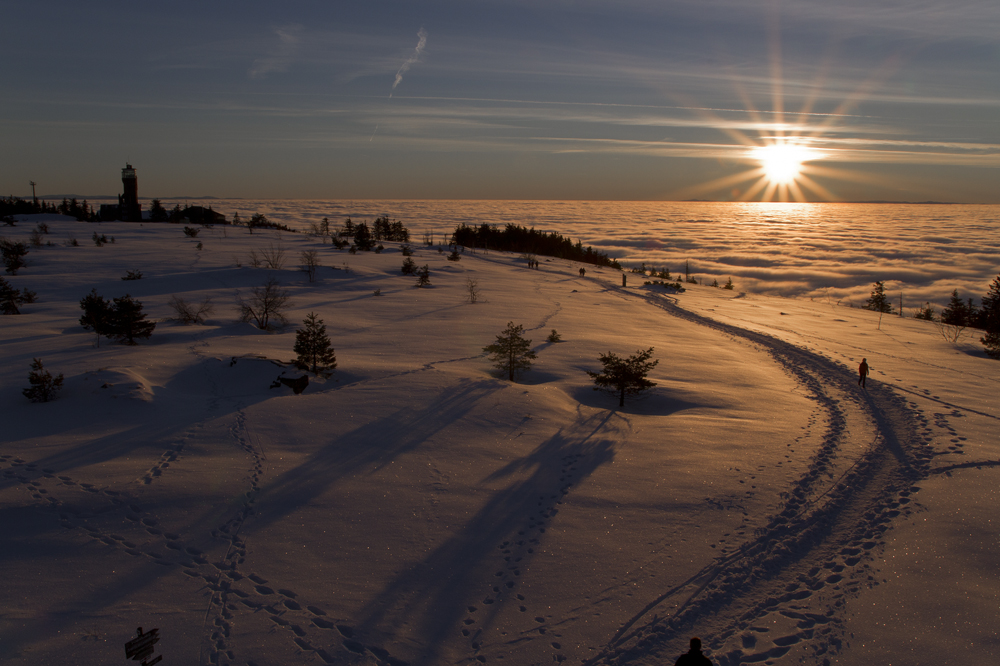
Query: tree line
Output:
[[451, 223, 621, 269]]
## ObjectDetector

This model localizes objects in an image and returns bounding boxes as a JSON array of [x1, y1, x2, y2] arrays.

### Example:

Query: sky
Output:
[[2, 0, 999, 202]]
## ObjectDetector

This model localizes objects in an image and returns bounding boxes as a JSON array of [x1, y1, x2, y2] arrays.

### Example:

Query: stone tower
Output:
[[119, 163, 142, 221]]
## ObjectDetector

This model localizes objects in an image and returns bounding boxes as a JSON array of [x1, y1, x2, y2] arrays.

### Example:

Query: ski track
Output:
[[577, 288, 942, 666], [1, 261, 991, 666]]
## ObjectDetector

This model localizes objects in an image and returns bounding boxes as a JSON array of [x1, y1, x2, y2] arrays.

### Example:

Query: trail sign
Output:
[[124, 627, 162, 665]]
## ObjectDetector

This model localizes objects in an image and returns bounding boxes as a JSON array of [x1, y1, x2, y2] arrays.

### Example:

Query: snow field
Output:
[[1, 217, 997, 666]]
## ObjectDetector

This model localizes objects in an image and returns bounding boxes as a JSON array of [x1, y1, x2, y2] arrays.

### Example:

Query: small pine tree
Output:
[[1, 276, 25, 314], [865, 281, 894, 313], [723, 277, 734, 290], [23, 358, 63, 403], [980, 274, 1000, 359], [415, 264, 431, 287], [79, 289, 114, 346], [149, 199, 169, 221], [483, 321, 537, 381], [547, 329, 562, 343], [109, 294, 155, 344], [293, 312, 337, 375], [941, 289, 968, 326], [913, 302, 935, 321], [587, 348, 659, 407], [1, 239, 28, 274], [401, 257, 417, 275]]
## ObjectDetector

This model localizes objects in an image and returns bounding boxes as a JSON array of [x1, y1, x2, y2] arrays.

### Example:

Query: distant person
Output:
[[674, 637, 712, 666], [858, 358, 870, 388], [579, 268, 586, 277]]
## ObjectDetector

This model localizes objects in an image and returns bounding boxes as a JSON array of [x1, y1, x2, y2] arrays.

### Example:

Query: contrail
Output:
[[369, 124, 379, 141], [390, 27, 427, 97]]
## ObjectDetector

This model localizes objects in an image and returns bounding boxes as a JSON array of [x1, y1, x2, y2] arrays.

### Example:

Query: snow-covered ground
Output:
[[1, 217, 997, 666]]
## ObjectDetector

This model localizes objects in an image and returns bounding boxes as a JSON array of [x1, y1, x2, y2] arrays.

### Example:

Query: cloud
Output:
[[249, 25, 303, 79], [391, 28, 428, 94]]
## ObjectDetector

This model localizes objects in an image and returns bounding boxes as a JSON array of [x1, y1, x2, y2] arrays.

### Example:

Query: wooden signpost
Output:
[[124, 627, 162, 665]]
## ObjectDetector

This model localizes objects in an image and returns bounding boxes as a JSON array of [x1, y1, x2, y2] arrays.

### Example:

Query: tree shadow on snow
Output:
[[251, 377, 506, 531], [350, 412, 621, 664], [570, 385, 705, 416]]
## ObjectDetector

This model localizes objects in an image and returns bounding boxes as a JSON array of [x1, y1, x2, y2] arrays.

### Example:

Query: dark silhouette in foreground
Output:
[[858, 358, 869, 388], [674, 637, 712, 666]]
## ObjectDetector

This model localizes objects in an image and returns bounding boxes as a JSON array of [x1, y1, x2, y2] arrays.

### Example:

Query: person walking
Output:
[[674, 637, 713, 666], [858, 358, 870, 388]]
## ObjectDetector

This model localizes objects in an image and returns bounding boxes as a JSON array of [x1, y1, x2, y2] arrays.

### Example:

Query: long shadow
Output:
[[1, 357, 281, 486], [351, 412, 621, 666], [251, 378, 504, 530]]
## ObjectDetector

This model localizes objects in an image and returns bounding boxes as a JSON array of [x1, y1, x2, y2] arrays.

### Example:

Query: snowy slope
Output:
[[1, 218, 996, 666]]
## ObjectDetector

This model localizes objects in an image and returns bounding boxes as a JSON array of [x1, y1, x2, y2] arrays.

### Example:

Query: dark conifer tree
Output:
[[23, 358, 63, 403], [149, 199, 169, 221], [1, 277, 25, 314], [979, 275, 1000, 359], [864, 280, 894, 313], [0, 239, 28, 274], [109, 294, 156, 344], [941, 289, 968, 326], [79, 289, 113, 346], [483, 322, 536, 381], [588, 348, 659, 407], [293, 312, 337, 375]]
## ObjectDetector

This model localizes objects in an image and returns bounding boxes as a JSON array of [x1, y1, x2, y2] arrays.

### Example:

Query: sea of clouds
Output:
[[153, 199, 999, 312]]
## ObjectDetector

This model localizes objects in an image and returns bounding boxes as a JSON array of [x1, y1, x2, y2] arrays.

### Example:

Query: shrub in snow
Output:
[[294, 312, 337, 376], [29, 228, 43, 248], [400, 244, 413, 257], [447, 247, 461, 261], [1, 239, 28, 274], [547, 329, 562, 343], [301, 250, 319, 282], [236, 277, 290, 331], [724, 277, 734, 290], [121, 270, 143, 281], [415, 265, 431, 287], [483, 322, 536, 382], [259, 242, 285, 270], [183, 226, 200, 238], [23, 358, 63, 403], [466, 278, 480, 304], [168, 295, 213, 324], [401, 257, 417, 275], [587, 347, 658, 407], [1, 277, 34, 314]]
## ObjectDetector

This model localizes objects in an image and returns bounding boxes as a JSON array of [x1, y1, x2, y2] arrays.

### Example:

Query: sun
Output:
[[755, 143, 818, 185]]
